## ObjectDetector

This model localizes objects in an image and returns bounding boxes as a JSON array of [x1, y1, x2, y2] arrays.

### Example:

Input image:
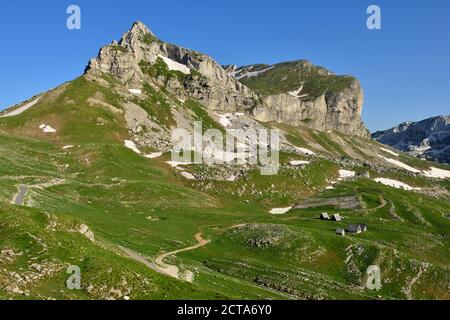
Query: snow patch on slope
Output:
[[290, 160, 310, 166], [144, 152, 162, 159], [180, 171, 196, 180], [294, 146, 316, 156], [374, 178, 420, 191], [378, 155, 420, 173], [39, 124, 57, 133], [422, 167, 450, 179], [270, 207, 292, 215], [218, 114, 232, 128], [166, 161, 193, 170], [1, 98, 40, 117], [157, 55, 190, 74], [128, 89, 142, 95], [339, 170, 356, 180], [287, 85, 308, 98], [124, 140, 141, 154], [216, 113, 246, 128], [235, 66, 274, 80], [380, 147, 399, 157]]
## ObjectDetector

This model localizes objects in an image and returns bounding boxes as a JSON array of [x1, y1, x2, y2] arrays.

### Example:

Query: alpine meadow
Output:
[[0, 17, 449, 302]]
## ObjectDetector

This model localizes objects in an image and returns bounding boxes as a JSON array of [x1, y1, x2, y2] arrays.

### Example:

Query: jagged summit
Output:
[[2, 21, 369, 139], [130, 20, 155, 36], [85, 21, 259, 113]]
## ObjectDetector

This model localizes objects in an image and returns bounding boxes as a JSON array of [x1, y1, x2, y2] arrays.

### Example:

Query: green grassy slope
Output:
[[0, 74, 449, 300], [239, 61, 355, 99]]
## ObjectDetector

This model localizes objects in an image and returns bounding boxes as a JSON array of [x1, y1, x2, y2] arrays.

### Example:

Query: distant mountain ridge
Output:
[[372, 115, 450, 164]]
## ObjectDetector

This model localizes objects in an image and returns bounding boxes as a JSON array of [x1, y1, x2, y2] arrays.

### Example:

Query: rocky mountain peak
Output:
[[119, 21, 157, 48], [84, 21, 370, 138], [114, 21, 154, 51], [85, 21, 259, 113], [130, 20, 155, 36]]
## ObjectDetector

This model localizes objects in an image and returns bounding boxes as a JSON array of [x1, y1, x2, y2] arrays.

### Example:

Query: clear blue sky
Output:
[[1, 0, 449, 132]]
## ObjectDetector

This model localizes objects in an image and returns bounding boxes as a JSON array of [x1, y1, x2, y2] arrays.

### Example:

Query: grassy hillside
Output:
[[0, 73, 449, 300], [239, 61, 355, 99]]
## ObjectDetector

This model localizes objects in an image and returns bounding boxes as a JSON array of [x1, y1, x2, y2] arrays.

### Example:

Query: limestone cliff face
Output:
[[250, 85, 368, 138], [324, 79, 368, 137], [230, 62, 370, 138]]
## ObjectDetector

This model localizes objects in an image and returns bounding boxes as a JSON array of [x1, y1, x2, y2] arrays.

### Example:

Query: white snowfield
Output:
[[422, 167, 450, 179], [124, 140, 141, 154], [294, 146, 316, 156], [287, 85, 308, 98], [374, 178, 420, 191], [380, 147, 399, 157], [378, 155, 421, 173], [378, 155, 449, 179], [128, 89, 142, 95], [144, 152, 162, 159], [180, 171, 196, 180], [218, 114, 232, 128], [217, 113, 245, 128], [339, 170, 356, 179], [1, 98, 40, 117], [43, 126, 57, 133], [166, 161, 193, 170], [326, 179, 337, 190], [290, 160, 310, 166], [235, 66, 274, 80], [62, 145, 74, 150], [39, 124, 57, 133], [124, 141, 165, 161], [288, 85, 304, 97], [157, 55, 190, 74], [270, 207, 292, 215]]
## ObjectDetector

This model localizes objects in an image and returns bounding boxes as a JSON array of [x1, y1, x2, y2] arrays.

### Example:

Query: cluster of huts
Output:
[[320, 212, 342, 221], [320, 212, 368, 236], [336, 224, 368, 236]]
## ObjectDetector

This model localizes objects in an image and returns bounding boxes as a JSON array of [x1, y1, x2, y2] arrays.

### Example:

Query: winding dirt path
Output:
[[156, 233, 210, 266], [155, 233, 210, 282], [368, 194, 387, 212], [120, 233, 210, 283], [12, 185, 28, 205]]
